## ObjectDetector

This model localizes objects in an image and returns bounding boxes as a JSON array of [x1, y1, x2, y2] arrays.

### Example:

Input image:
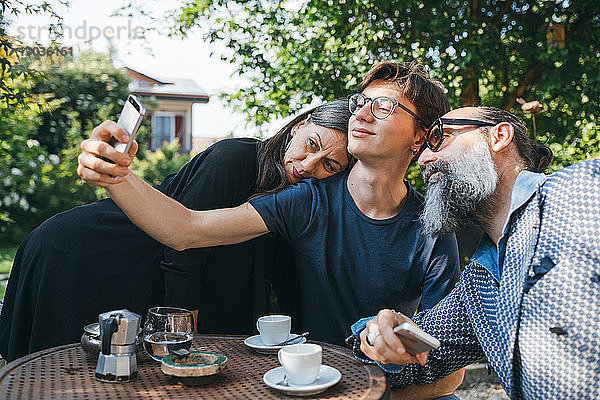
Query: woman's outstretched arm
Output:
[[77, 121, 269, 251]]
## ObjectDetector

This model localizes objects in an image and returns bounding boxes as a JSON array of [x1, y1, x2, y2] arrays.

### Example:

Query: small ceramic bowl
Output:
[[80, 322, 143, 358], [161, 351, 228, 386]]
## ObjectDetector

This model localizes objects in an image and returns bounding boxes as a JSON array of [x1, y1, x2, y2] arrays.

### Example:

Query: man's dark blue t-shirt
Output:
[[249, 172, 460, 345]]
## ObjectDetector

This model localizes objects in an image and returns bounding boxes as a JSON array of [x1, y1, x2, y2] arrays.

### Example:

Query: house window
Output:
[[152, 114, 175, 150]]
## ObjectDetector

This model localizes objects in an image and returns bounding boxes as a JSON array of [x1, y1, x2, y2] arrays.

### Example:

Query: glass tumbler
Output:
[[143, 307, 193, 361]]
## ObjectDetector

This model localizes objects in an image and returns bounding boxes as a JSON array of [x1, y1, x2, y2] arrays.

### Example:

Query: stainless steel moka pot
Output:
[[95, 309, 141, 382]]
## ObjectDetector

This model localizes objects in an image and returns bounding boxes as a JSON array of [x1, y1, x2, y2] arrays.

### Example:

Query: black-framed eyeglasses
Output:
[[348, 92, 427, 127], [425, 118, 497, 152]]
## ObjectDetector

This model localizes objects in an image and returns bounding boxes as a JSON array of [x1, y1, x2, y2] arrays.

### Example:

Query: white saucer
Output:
[[243, 334, 307, 355], [263, 365, 341, 396]]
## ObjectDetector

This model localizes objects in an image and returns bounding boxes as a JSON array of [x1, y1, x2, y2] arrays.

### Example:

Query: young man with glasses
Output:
[[352, 106, 600, 399], [78, 61, 465, 398]]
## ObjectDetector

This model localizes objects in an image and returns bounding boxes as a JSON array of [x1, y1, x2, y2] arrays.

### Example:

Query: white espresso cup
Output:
[[278, 343, 322, 385], [256, 315, 291, 346]]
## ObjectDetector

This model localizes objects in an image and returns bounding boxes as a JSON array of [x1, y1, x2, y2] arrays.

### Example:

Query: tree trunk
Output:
[[502, 62, 542, 111], [460, 66, 481, 106]]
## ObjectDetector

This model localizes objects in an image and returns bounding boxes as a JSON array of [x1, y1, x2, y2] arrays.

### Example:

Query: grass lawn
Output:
[[0, 246, 17, 301]]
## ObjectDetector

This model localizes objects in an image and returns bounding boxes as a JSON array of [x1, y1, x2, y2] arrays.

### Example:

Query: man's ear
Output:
[[413, 128, 426, 148], [489, 122, 514, 153]]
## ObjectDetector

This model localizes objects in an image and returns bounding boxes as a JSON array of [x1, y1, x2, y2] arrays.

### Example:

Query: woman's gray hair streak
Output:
[[254, 100, 352, 197]]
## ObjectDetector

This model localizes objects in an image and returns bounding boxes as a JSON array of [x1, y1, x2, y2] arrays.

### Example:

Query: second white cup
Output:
[[278, 343, 322, 385], [256, 315, 291, 346]]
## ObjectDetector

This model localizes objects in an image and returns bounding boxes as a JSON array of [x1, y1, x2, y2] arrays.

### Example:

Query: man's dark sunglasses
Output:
[[425, 118, 496, 152]]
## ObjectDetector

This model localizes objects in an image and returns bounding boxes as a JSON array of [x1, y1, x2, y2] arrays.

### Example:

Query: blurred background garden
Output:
[[1, 0, 599, 298]]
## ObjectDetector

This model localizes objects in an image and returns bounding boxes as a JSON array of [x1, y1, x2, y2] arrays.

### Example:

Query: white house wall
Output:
[[150, 99, 194, 151]]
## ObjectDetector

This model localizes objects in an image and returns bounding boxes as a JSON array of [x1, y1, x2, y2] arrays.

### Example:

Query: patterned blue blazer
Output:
[[350, 159, 600, 399]]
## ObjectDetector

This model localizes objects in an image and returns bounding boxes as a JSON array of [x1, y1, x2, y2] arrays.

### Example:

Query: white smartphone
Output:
[[109, 94, 146, 153], [393, 323, 440, 356]]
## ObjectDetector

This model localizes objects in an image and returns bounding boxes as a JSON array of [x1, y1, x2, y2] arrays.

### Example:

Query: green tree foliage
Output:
[[547, 123, 600, 170], [171, 0, 599, 157], [0, 49, 165, 243], [30, 51, 134, 154], [1, 2, 189, 244], [0, 88, 93, 243], [2, 11, 151, 241], [1, 0, 78, 243], [131, 138, 192, 187], [1, 0, 67, 106]]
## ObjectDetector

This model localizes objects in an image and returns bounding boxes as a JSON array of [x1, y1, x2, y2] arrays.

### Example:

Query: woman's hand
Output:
[[359, 309, 429, 366], [77, 121, 138, 187]]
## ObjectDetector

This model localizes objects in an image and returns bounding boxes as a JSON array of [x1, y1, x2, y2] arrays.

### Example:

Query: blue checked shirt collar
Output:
[[471, 170, 548, 282]]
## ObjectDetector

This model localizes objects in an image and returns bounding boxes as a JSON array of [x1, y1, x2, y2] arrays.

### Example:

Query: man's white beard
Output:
[[420, 135, 498, 238]]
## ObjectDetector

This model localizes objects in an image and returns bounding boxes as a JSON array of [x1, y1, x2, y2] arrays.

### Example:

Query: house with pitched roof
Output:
[[124, 67, 210, 152]]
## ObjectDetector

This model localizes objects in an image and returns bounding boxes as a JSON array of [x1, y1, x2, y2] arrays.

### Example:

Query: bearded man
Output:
[[348, 106, 600, 399]]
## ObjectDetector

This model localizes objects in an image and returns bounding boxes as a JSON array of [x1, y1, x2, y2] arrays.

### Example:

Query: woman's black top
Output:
[[0, 138, 296, 361]]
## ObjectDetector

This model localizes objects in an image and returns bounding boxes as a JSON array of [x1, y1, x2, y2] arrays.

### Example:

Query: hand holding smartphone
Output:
[[393, 323, 440, 356], [109, 94, 146, 154]]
